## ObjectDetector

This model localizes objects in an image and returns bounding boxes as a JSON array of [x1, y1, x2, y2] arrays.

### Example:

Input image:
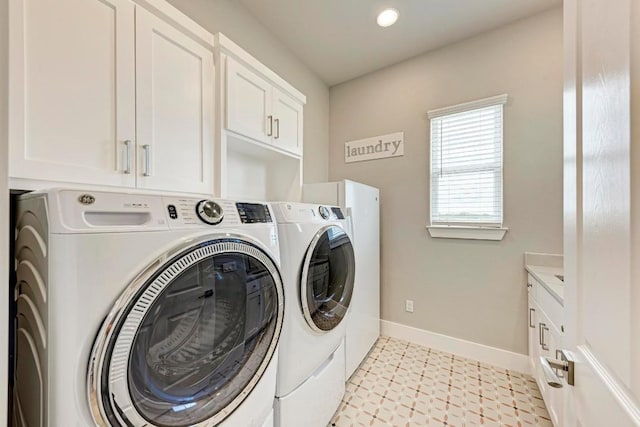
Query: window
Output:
[[427, 94, 508, 240]]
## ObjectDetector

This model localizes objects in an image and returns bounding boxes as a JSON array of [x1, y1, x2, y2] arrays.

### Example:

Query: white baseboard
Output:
[[380, 320, 531, 375]]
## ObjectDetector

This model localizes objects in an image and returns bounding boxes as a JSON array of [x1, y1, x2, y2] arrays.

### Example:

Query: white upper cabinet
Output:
[[226, 58, 273, 145], [9, 0, 136, 187], [215, 34, 306, 201], [135, 9, 214, 194], [272, 89, 303, 155], [223, 55, 304, 157], [9, 0, 215, 195]]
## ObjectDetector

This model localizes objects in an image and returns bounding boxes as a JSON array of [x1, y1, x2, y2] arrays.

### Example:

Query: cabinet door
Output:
[[135, 8, 214, 194], [530, 299, 565, 426], [225, 57, 272, 144], [527, 296, 539, 373], [546, 323, 564, 426], [272, 89, 303, 155], [534, 308, 551, 394], [8, 0, 136, 187]]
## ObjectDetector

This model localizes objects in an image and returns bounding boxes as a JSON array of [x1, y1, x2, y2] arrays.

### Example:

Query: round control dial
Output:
[[318, 206, 331, 220], [196, 200, 224, 225]]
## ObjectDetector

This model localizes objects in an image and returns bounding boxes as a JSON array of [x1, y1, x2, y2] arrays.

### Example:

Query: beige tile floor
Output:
[[329, 336, 552, 427]]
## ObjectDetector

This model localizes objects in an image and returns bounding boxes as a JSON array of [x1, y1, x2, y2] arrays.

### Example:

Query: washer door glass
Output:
[[94, 239, 283, 427], [302, 225, 355, 332]]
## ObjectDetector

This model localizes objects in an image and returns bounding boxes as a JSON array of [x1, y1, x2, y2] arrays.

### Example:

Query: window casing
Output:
[[429, 95, 507, 228]]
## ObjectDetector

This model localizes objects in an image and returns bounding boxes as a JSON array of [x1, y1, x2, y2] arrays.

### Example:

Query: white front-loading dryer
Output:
[[271, 202, 355, 427], [12, 189, 284, 427]]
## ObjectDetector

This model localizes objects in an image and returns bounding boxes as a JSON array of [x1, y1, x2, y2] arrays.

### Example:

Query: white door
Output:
[[8, 0, 136, 187], [562, 0, 640, 425], [135, 8, 214, 195], [225, 57, 273, 144], [272, 89, 303, 155]]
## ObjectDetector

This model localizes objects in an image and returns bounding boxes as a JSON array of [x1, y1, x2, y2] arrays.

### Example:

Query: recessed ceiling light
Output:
[[377, 8, 399, 27]]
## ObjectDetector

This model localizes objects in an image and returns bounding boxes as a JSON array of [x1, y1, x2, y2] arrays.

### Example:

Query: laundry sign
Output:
[[345, 132, 404, 163]]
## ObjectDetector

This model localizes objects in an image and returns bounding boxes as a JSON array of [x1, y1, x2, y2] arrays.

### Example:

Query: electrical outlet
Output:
[[405, 299, 414, 313]]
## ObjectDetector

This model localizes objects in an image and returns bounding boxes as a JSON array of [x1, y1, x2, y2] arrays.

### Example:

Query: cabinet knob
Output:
[[274, 118, 280, 139], [267, 115, 273, 136]]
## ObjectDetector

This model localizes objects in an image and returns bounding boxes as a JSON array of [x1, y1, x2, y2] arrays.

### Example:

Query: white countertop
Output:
[[526, 264, 564, 305]]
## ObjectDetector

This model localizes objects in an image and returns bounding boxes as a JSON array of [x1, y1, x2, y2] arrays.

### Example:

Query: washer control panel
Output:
[[162, 197, 241, 228], [196, 200, 224, 225], [236, 203, 273, 223]]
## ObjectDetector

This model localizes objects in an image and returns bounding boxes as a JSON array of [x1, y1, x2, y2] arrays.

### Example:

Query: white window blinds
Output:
[[429, 95, 507, 227]]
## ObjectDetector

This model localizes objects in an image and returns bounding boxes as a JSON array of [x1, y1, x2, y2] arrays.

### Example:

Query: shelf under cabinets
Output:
[[222, 133, 301, 202]]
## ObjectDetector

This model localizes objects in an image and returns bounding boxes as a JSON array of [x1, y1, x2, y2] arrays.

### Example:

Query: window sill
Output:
[[426, 225, 508, 241]]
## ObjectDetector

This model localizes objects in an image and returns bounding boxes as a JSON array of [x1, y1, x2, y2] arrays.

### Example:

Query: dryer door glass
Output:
[[92, 239, 283, 427], [302, 225, 355, 332]]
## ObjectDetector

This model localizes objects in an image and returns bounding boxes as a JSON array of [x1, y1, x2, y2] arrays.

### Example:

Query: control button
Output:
[[318, 206, 331, 220], [167, 204, 178, 220], [196, 200, 224, 225]]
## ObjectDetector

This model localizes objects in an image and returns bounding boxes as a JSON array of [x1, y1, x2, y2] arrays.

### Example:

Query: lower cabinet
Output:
[[527, 275, 564, 426]]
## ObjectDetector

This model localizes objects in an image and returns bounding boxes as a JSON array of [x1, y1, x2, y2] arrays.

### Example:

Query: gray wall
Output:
[[328, 8, 563, 354], [167, 0, 330, 183]]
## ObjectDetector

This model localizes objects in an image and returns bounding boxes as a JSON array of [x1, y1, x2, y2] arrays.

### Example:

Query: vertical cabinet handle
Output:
[[529, 308, 535, 328], [274, 118, 280, 139], [539, 322, 549, 350], [267, 115, 273, 136], [143, 144, 151, 177], [123, 140, 132, 174]]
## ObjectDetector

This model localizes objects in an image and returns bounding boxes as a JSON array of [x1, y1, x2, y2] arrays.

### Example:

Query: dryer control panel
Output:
[[271, 202, 345, 224]]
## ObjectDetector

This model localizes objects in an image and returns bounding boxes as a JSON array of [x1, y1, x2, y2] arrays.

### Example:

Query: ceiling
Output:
[[238, 0, 562, 86]]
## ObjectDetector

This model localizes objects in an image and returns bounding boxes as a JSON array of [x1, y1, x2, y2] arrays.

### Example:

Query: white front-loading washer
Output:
[[270, 202, 355, 427], [12, 189, 284, 427]]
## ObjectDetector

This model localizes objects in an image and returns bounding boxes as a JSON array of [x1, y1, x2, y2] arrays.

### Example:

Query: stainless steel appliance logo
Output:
[[78, 194, 96, 205]]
